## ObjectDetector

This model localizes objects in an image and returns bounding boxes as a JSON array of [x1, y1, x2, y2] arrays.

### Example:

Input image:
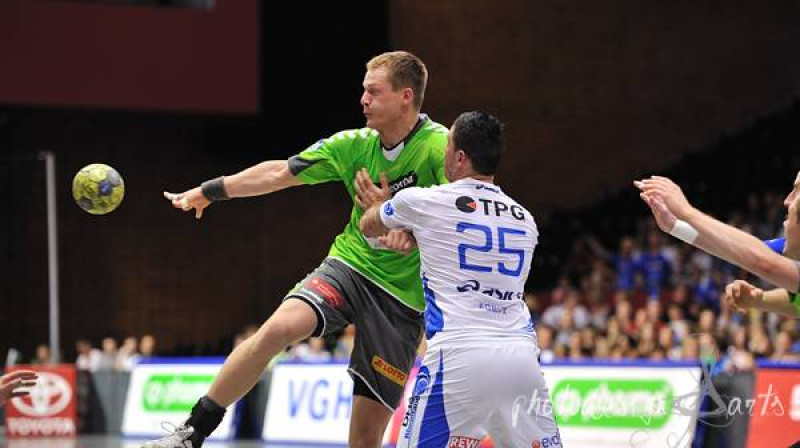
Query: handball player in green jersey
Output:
[[145, 51, 448, 448]]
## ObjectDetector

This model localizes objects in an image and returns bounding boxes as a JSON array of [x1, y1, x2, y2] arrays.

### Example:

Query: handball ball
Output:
[[72, 163, 125, 215]]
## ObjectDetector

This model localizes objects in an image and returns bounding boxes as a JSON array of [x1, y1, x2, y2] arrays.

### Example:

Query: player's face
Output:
[[784, 171, 800, 208], [361, 68, 408, 131]]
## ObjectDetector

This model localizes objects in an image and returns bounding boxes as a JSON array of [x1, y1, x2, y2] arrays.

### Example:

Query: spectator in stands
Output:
[[637, 231, 672, 300], [116, 337, 140, 371], [724, 327, 754, 372], [334, 324, 356, 360], [586, 288, 610, 330], [293, 337, 331, 362], [681, 336, 699, 360], [749, 329, 772, 359], [536, 325, 555, 364], [614, 298, 635, 335], [140, 334, 157, 358], [587, 235, 639, 293], [657, 326, 681, 361], [31, 344, 52, 365], [524, 292, 541, 322], [593, 337, 610, 359], [772, 331, 798, 362], [666, 303, 690, 343], [75, 339, 101, 371], [554, 310, 577, 347], [568, 332, 584, 361], [97, 337, 118, 371]]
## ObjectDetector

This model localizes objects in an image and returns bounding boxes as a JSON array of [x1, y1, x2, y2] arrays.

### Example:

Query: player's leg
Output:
[[142, 260, 352, 448], [485, 343, 561, 448], [349, 393, 394, 448], [140, 298, 318, 448], [207, 298, 317, 405], [334, 259, 424, 447], [396, 348, 485, 448]]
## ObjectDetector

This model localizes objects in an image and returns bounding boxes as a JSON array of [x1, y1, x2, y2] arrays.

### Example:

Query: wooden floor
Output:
[[0, 435, 339, 448]]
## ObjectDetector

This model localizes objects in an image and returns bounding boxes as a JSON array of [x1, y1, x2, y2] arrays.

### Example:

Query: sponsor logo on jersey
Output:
[[475, 184, 499, 193], [448, 436, 481, 448], [533, 434, 561, 447], [456, 196, 477, 213], [308, 277, 343, 308], [456, 279, 523, 301], [371, 356, 407, 386], [387, 171, 418, 195], [402, 366, 430, 437], [478, 302, 514, 315], [383, 201, 395, 216], [456, 196, 525, 220]]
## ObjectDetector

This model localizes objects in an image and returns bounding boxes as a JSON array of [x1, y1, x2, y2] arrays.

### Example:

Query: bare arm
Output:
[[224, 160, 302, 197], [724, 281, 799, 317], [360, 203, 391, 237], [164, 160, 302, 219], [637, 176, 800, 292]]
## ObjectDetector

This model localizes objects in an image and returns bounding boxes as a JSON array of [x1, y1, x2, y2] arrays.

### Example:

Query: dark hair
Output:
[[451, 111, 504, 175]]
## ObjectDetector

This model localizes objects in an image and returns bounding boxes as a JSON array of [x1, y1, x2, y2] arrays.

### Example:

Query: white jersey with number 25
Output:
[[380, 178, 538, 349]]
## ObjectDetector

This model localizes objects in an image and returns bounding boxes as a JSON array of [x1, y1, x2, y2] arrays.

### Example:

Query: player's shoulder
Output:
[[415, 117, 448, 145], [327, 127, 379, 144], [421, 117, 449, 135]]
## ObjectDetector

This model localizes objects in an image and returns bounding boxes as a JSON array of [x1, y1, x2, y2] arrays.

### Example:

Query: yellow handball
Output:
[[72, 163, 125, 215]]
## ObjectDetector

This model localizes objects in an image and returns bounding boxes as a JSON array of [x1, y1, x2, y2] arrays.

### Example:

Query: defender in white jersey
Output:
[[358, 112, 561, 448]]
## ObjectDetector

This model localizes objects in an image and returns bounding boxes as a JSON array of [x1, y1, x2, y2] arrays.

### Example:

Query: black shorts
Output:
[[284, 257, 424, 410]]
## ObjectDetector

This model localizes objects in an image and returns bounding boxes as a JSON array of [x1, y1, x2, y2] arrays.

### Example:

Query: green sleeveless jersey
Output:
[[288, 116, 448, 311]]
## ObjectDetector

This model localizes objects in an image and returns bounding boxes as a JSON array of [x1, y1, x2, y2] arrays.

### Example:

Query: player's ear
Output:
[[402, 87, 413, 104]]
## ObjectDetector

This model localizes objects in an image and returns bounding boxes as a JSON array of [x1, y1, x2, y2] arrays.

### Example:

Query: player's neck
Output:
[[458, 173, 494, 184], [379, 112, 420, 148]]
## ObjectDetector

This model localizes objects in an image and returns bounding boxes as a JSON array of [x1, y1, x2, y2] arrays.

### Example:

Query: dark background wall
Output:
[[392, 0, 800, 207], [2, 0, 800, 360]]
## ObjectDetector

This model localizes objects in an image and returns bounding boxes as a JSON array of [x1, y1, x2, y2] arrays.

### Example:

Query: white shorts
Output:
[[397, 341, 562, 448]]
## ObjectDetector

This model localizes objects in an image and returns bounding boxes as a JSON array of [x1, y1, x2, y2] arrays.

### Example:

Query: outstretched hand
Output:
[[634, 176, 693, 220], [163, 187, 210, 219], [638, 190, 677, 233]]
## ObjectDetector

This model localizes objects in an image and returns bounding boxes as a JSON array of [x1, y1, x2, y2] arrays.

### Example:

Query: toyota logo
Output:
[[11, 372, 72, 417]]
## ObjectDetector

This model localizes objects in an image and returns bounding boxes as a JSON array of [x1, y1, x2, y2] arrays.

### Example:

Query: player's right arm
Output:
[[166, 134, 347, 219], [164, 160, 302, 219], [724, 280, 800, 317]]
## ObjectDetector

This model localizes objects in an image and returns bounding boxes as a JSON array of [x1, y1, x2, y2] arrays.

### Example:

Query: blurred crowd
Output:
[[20, 334, 157, 372], [530, 190, 800, 371]]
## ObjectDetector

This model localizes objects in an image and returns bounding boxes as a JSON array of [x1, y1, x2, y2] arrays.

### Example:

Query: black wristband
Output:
[[201, 176, 230, 202]]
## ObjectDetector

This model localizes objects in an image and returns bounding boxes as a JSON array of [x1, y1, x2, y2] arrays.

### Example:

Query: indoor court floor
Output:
[[0, 435, 337, 448]]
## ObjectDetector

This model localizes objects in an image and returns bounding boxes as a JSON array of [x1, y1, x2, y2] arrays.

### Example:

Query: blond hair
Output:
[[367, 51, 428, 110]]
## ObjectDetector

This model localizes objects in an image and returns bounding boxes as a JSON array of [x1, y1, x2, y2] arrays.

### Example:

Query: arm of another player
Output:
[[636, 176, 800, 292], [724, 280, 800, 317], [360, 201, 417, 257], [164, 160, 302, 219], [353, 168, 417, 253]]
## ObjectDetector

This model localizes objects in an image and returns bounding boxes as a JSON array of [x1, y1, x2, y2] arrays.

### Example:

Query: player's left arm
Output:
[[637, 176, 800, 292]]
